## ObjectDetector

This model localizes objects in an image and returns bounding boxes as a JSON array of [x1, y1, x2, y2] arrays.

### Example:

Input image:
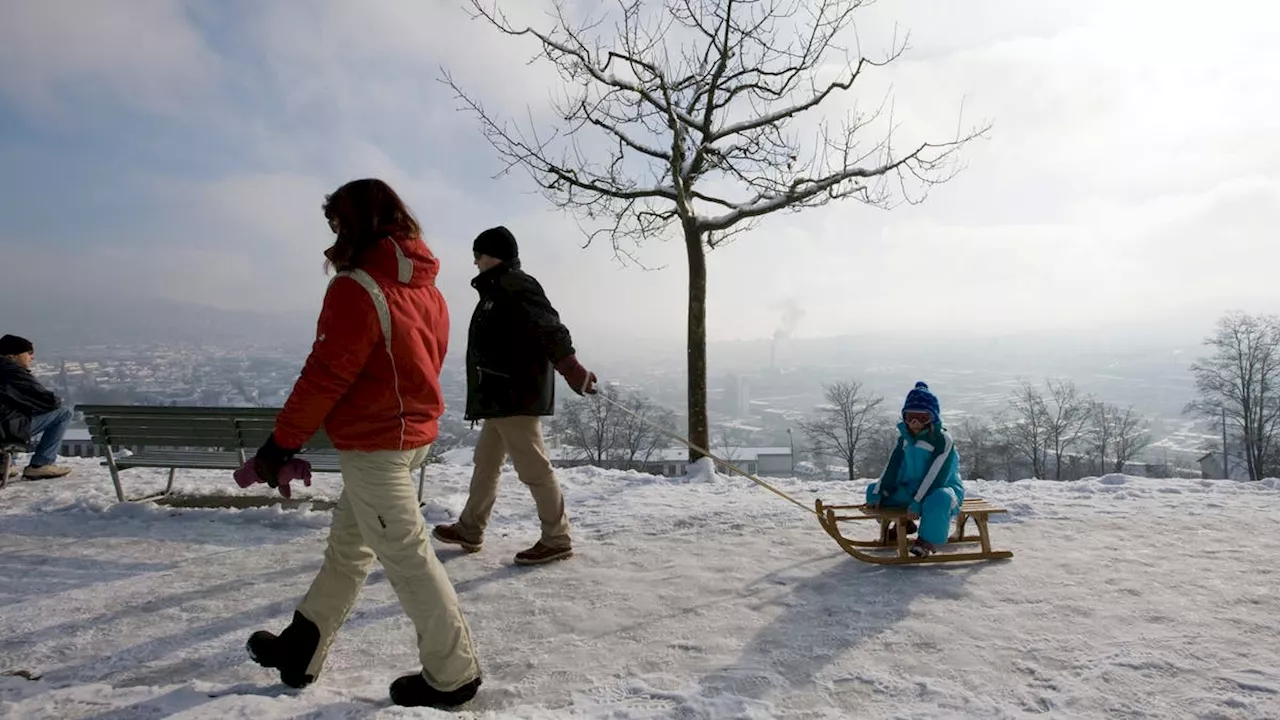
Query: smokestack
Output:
[[770, 298, 803, 372]]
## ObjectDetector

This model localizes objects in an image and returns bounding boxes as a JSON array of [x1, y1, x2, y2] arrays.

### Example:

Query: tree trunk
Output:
[[685, 226, 709, 462]]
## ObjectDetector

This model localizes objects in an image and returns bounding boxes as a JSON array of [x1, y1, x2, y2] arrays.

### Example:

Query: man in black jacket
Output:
[[433, 226, 597, 566], [1, 334, 73, 479]]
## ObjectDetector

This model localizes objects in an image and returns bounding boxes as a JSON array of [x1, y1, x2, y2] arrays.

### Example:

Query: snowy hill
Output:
[[1, 458, 1279, 718]]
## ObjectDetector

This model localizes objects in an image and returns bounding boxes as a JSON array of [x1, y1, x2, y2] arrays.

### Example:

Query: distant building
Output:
[[59, 428, 99, 459], [51, 428, 144, 460], [1198, 450, 1251, 481]]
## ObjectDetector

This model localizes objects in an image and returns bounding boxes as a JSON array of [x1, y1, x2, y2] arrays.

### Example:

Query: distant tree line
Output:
[[797, 310, 1280, 482], [795, 379, 1154, 482]]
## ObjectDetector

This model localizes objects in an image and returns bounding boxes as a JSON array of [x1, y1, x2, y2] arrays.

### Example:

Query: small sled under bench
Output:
[[815, 497, 1014, 565]]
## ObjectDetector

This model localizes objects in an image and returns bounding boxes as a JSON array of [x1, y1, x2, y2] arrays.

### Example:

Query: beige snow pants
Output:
[[457, 416, 572, 549], [295, 445, 480, 691]]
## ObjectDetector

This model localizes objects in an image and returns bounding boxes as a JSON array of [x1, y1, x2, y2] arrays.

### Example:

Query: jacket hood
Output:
[[359, 235, 440, 288]]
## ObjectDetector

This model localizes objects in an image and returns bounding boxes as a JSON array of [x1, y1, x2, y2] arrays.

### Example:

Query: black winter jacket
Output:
[[0, 357, 60, 445], [464, 261, 576, 420]]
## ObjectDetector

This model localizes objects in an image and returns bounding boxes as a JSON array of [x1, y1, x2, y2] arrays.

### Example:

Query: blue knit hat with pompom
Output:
[[902, 381, 940, 423]]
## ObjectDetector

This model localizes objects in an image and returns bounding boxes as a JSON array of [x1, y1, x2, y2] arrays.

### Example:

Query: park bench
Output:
[[79, 405, 430, 504], [815, 496, 1014, 564]]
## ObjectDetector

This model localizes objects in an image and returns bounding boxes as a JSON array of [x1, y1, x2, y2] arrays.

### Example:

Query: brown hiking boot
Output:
[[432, 524, 481, 553], [23, 464, 72, 480], [514, 541, 573, 566]]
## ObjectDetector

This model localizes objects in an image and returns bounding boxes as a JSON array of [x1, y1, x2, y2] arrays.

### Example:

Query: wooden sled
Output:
[[815, 496, 1014, 565]]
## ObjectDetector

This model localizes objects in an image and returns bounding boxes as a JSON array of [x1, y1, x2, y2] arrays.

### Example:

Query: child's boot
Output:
[[909, 538, 936, 558]]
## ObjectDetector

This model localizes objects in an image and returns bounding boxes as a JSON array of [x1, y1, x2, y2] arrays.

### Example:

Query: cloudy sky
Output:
[[1, 0, 1276, 351]]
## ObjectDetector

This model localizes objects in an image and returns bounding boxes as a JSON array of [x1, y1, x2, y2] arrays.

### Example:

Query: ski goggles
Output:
[[903, 411, 933, 426]]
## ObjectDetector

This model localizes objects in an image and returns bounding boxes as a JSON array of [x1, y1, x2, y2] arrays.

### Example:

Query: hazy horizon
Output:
[[3, 0, 1278, 355]]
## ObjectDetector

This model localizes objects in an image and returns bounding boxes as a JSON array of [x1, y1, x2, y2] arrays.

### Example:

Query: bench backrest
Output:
[[78, 405, 335, 452]]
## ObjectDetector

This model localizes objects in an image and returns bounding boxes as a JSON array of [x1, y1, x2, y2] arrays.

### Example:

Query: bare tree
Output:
[[1007, 381, 1049, 479], [1042, 379, 1090, 480], [612, 390, 675, 469], [1186, 311, 1280, 481], [713, 424, 752, 466], [1086, 400, 1117, 475], [798, 380, 884, 481], [955, 416, 1000, 481], [1111, 404, 1152, 474], [854, 423, 900, 480], [445, 0, 988, 460], [551, 386, 621, 464]]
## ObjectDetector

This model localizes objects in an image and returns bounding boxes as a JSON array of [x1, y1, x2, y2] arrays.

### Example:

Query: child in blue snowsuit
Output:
[[865, 382, 965, 558]]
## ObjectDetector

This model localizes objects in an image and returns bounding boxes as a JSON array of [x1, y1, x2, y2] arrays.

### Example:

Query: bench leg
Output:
[[164, 467, 176, 495], [103, 446, 126, 503], [976, 514, 992, 554]]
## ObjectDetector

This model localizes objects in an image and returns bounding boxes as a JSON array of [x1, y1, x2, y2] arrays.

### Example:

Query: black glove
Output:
[[253, 433, 298, 488]]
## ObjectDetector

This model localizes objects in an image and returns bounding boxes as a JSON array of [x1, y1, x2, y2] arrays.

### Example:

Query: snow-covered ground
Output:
[[2, 457, 1279, 719]]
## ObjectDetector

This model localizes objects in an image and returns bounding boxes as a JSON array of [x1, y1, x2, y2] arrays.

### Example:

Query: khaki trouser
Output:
[[296, 445, 480, 691], [458, 416, 572, 549]]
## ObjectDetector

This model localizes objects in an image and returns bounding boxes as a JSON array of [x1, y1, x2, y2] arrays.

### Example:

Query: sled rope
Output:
[[595, 392, 817, 516]]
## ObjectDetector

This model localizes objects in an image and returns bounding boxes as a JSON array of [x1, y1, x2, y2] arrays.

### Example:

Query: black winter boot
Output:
[[247, 611, 321, 688], [884, 519, 918, 543], [389, 672, 481, 709]]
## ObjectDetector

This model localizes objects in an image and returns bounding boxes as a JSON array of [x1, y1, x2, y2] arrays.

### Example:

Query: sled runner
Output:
[[815, 497, 1013, 565]]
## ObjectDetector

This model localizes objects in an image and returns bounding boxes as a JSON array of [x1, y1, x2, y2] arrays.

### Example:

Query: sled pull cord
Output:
[[596, 392, 817, 516]]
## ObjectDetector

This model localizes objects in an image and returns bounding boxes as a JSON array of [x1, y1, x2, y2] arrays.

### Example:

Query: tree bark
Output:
[[685, 225, 709, 462]]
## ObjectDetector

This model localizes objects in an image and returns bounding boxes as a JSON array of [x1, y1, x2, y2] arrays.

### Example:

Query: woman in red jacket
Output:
[[245, 178, 481, 710]]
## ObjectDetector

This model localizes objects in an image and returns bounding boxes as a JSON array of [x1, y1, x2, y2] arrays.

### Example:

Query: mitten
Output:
[[252, 433, 299, 488], [233, 456, 312, 499], [554, 354, 598, 395], [274, 457, 314, 499]]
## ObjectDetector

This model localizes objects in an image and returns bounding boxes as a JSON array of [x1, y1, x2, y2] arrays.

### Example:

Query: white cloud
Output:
[[1, 0, 1276, 350], [0, 0, 224, 119]]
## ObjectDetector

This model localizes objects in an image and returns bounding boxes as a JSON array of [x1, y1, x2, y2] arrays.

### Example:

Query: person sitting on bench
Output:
[[0, 334, 73, 480], [865, 382, 963, 558]]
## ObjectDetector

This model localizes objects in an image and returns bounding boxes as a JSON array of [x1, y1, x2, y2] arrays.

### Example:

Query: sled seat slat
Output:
[[831, 498, 1006, 522]]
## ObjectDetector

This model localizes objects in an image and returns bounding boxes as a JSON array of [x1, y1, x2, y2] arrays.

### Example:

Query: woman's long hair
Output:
[[322, 178, 421, 273]]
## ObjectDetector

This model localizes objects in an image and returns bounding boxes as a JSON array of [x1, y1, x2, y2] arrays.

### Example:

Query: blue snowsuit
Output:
[[865, 421, 965, 546]]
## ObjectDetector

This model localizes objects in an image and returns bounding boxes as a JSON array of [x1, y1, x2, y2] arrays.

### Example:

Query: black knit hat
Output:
[[472, 226, 518, 263], [0, 334, 34, 356]]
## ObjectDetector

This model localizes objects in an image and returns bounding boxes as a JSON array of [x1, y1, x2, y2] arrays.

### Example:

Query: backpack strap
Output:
[[333, 269, 392, 353]]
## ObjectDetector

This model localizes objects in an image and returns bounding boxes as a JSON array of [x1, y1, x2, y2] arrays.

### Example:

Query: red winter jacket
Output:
[[273, 235, 450, 452]]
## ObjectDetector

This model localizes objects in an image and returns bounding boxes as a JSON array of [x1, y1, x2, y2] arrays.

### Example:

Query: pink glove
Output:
[[233, 457, 313, 499]]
